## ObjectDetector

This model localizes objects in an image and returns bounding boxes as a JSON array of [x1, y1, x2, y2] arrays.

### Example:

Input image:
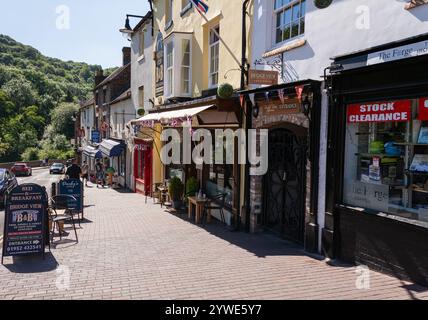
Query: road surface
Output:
[[0, 168, 62, 241]]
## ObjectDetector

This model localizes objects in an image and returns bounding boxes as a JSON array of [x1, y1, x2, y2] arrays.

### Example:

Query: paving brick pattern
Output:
[[1, 185, 428, 300]]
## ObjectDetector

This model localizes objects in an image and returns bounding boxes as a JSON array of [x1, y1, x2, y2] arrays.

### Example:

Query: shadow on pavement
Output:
[[169, 209, 324, 260], [2, 252, 58, 273]]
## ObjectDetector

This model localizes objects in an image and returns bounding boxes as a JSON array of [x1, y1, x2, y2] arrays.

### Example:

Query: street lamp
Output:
[[119, 14, 146, 40]]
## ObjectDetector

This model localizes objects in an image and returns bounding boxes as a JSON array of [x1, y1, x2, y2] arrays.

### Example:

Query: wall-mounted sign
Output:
[[2, 184, 48, 263], [347, 100, 411, 123], [91, 130, 101, 143], [259, 98, 302, 116], [248, 70, 279, 86], [419, 97, 428, 121], [367, 40, 428, 66]]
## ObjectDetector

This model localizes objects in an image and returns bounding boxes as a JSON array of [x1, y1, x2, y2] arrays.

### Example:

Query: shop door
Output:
[[263, 128, 307, 244]]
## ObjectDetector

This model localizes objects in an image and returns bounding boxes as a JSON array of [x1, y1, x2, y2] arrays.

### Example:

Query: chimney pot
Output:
[[122, 47, 131, 66]]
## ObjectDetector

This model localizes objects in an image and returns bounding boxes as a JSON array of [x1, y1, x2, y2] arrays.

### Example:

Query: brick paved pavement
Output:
[[1, 184, 428, 300]]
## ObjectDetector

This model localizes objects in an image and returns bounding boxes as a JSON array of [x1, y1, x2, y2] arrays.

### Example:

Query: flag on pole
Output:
[[191, 0, 209, 14], [239, 94, 245, 107]]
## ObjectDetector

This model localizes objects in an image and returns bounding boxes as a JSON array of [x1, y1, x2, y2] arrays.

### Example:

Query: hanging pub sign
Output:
[[58, 179, 83, 213], [262, 98, 302, 116], [248, 69, 279, 86], [347, 99, 412, 123], [418, 97, 428, 121], [2, 184, 48, 264]]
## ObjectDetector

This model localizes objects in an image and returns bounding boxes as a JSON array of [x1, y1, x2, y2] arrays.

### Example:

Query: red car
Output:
[[11, 163, 32, 176]]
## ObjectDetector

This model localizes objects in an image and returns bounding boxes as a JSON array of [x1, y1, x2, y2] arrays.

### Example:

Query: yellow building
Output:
[[139, 0, 253, 226]]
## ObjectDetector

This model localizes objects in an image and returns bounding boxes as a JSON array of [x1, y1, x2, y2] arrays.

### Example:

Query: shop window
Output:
[[274, 0, 306, 45], [166, 165, 184, 182], [209, 25, 220, 88], [343, 98, 428, 223]]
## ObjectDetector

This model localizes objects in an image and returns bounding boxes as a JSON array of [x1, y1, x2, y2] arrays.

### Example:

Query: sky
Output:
[[0, 0, 150, 68]]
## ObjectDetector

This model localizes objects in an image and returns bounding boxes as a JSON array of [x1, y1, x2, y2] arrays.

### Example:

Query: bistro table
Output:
[[188, 196, 211, 224]]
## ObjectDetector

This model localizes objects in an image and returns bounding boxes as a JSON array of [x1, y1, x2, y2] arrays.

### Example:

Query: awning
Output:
[[99, 139, 126, 157], [82, 145, 102, 159], [134, 105, 215, 123]]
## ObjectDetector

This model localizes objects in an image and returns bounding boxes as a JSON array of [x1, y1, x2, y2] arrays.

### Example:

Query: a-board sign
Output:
[[2, 184, 48, 263], [58, 179, 83, 212]]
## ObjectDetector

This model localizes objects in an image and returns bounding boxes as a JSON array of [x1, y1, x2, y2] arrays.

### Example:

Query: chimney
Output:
[[122, 47, 131, 66], [95, 69, 106, 86]]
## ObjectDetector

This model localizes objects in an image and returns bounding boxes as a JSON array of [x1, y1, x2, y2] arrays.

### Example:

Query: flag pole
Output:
[[194, 6, 243, 70]]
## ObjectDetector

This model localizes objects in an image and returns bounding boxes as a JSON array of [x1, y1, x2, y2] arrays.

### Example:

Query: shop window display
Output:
[[343, 98, 428, 223]]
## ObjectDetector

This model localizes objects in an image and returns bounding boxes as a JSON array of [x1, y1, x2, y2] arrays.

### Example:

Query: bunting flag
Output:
[[191, 0, 209, 14], [264, 91, 270, 102], [239, 94, 245, 107], [278, 89, 285, 104], [249, 93, 255, 106], [295, 85, 305, 101]]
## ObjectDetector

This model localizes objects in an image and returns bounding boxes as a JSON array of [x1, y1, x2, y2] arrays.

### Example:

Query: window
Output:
[[166, 0, 174, 26], [181, 39, 191, 95], [343, 98, 428, 223], [139, 30, 145, 56], [274, 0, 306, 44], [209, 25, 220, 88], [166, 41, 174, 97], [138, 86, 145, 108]]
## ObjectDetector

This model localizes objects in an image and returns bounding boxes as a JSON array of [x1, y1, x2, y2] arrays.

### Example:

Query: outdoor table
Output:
[[188, 196, 211, 224]]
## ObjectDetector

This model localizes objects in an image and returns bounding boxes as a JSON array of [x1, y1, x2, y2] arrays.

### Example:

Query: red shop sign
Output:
[[419, 97, 428, 121], [347, 99, 412, 123]]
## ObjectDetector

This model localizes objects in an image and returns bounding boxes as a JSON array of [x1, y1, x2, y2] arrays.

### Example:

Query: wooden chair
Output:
[[145, 183, 163, 204], [49, 195, 79, 243]]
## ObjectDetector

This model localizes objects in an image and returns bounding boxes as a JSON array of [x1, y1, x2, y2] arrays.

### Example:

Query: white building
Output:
[[249, 0, 428, 256]]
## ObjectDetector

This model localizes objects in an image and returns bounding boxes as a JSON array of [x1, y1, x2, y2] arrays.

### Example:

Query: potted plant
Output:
[[169, 176, 184, 209], [186, 177, 199, 199]]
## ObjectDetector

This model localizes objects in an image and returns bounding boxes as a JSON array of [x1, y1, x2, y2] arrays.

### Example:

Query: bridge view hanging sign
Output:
[[347, 99, 412, 123]]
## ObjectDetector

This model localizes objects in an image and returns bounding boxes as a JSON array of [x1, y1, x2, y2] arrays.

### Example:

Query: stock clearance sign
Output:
[[347, 99, 412, 123]]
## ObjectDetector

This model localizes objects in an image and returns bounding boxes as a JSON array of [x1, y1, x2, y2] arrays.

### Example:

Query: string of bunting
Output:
[[239, 84, 307, 107]]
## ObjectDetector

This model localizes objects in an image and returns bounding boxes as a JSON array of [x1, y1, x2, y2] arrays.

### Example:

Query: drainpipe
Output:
[[148, 0, 154, 36], [242, 0, 251, 232]]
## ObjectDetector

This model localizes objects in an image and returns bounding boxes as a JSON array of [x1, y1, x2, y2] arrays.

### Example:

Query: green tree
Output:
[[2, 77, 36, 109], [49, 102, 79, 139]]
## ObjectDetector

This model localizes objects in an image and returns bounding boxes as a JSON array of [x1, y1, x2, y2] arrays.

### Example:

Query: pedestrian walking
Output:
[[81, 160, 89, 187], [65, 158, 82, 180], [95, 159, 105, 188]]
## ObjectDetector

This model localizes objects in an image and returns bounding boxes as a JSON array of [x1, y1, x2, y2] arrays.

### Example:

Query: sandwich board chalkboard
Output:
[[1, 184, 49, 264], [58, 179, 83, 213]]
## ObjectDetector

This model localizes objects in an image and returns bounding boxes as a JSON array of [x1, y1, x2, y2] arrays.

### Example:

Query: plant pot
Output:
[[172, 200, 183, 209]]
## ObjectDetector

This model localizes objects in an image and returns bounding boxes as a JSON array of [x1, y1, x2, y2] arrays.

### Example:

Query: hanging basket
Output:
[[314, 0, 333, 9], [217, 83, 234, 99]]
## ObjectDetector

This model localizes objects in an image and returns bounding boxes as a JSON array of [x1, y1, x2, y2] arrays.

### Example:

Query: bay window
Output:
[[209, 25, 220, 88], [274, 0, 306, 45], [164, 32, 193, 98]]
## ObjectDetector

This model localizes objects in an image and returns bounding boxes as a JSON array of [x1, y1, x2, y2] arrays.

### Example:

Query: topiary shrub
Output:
[[217, 83, 234, 99], [169, 176, 184, 201], [186, 176, 199, 198], [137, 108, 145, 116]]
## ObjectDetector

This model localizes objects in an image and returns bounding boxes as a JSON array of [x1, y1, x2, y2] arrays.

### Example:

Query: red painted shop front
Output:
[[134, 139, 153, 195]]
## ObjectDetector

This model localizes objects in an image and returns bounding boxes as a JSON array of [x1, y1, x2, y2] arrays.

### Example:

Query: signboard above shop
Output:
[[347, 99, 412, 123], [248, 70, 278, 86], [367, 40, 428, 66]]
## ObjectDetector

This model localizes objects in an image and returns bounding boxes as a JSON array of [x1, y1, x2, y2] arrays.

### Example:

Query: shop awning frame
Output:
[[134, 105, 215, 124], [82, 145, 102, 159], [99, 139, 126, 158]]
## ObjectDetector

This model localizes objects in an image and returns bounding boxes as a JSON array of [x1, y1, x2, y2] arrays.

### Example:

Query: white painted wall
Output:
[[252, 0, 428, 82], [251, 0, 428, 253], [129, 20, 154, 192], [80, 104, 95, 148]]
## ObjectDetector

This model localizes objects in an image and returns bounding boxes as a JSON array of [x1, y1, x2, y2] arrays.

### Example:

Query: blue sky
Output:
[[0, 0, 150, 68]]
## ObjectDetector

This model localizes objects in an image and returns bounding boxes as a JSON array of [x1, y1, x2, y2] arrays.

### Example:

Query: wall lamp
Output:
[[119, 14, 146, 39]]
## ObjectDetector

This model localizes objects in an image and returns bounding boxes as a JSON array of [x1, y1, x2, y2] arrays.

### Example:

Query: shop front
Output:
[[326, 34, 428, 285], [99, 139, 127, 188], [135, 97, 241, 225], [241, 80, 322, 252], [134, 138, 153, 195], [82, 145, 102, 181]]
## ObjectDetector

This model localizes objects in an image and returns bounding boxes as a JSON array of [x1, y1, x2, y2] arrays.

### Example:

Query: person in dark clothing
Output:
[[65, 159, 82, 180]]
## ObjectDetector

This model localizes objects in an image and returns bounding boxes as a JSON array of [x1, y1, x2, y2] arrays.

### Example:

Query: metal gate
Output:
[[263, 128, 307, 243]]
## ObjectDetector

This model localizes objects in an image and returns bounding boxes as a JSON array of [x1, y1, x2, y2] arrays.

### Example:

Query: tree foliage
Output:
[[0, 34, 104, 162]]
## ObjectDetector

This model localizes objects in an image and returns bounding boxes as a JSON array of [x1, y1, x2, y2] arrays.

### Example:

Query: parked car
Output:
[[0, 169, 18, 207], [10, 163, 32, 176], [50, 163, 65, 175]]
